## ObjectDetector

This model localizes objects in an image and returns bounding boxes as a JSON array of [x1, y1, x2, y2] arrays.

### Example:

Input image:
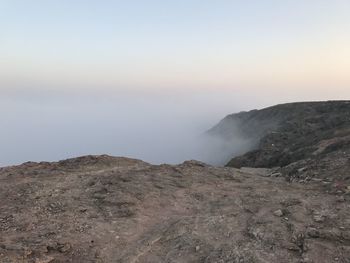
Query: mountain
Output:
[[210, 101, 350, 184]]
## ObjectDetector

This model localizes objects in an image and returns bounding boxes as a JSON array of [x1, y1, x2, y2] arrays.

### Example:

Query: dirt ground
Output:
[[0, 155, 349, 263]]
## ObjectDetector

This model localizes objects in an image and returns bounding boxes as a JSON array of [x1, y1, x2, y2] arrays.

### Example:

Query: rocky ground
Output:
[[0, 155, 350, 263]]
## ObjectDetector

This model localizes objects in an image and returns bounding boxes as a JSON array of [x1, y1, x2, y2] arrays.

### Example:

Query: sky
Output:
[[1, 1, 350, 166]]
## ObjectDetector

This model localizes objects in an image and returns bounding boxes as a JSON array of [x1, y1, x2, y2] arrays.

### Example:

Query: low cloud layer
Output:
[[0, 90, 261, 167]]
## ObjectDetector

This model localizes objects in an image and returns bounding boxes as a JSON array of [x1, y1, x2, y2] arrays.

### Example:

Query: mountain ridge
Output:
[[210, 100, 350, 184]]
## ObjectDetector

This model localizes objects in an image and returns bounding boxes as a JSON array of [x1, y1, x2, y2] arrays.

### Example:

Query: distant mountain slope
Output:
[[210, 101, 350, 182]]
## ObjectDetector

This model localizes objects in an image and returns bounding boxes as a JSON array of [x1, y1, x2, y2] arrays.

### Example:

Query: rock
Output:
[[59, 243, 71, 253], [35, 256, 54, 263], [195, 246, 200, 252], [47, 242, 71, 253], [313, 215, 325, 223], [270, 172, 282, 177], [79, 207, 88, 213], [307, 228, 320, 238], [301, 258, 311, 263], [273, 209, 284, 217], [311, 178, 323, 182], [336, 196, 346, 202], [298, 167, 307, 173], [287, 244, 300, 251]]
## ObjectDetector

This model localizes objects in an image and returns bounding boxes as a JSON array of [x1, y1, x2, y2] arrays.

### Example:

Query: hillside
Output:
[[0, 155, 349, 262], [210, 101, 350, 184]]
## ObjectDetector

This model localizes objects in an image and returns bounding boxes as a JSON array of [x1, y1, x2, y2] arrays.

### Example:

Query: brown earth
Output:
[[1, 155, 349, 263]]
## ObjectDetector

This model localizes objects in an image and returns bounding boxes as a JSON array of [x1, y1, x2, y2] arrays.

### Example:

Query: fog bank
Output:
[[1, 90, 259, 167]]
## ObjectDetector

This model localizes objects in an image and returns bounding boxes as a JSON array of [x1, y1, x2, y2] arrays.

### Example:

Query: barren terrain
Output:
[[0, 155, 349, 262]]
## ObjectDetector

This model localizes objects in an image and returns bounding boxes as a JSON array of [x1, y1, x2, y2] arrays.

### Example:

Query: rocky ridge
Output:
[[210, 101, 350, 186]]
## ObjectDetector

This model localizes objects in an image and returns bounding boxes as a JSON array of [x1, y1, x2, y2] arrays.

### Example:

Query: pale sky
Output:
[[1, 1, 350, 166], [1, 0, 350, 96]]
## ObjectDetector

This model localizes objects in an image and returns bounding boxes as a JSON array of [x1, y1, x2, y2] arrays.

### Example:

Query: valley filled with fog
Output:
[[0, 90, 259, 167]]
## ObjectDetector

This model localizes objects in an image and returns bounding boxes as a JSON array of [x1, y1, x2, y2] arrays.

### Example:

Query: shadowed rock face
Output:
[[1, 155, 350, 262], [211, 101, 350, 183]]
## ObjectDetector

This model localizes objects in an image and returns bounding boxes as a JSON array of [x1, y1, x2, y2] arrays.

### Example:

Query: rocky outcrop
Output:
[[211, 101, 350, 184], [1, 155, 350, 262]]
